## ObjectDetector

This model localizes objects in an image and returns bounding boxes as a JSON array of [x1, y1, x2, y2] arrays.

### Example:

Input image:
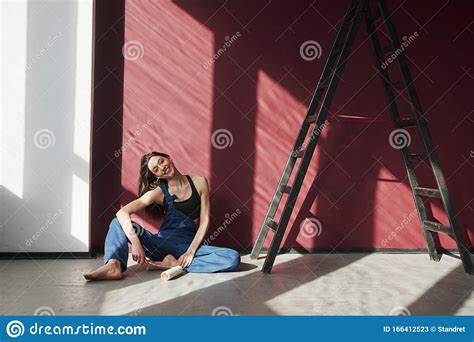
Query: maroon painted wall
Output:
[[90, 0, 125, 253], [92, 0, 473, 252]]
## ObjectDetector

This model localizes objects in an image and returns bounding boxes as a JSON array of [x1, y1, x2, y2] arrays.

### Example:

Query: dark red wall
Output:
[[92, 0, 474, 252], [90, 0, 125, 253]]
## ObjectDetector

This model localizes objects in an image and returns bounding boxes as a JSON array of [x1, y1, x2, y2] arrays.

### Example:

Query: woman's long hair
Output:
[[138, 151, 170, 220]]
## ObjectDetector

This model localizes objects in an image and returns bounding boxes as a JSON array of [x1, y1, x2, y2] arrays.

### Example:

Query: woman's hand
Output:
[[131, 241, 146, 264], [178, 250, 195, 268]]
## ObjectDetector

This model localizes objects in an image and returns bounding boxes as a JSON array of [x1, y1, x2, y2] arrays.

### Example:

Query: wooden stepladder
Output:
[[251, 0, 473, 275]]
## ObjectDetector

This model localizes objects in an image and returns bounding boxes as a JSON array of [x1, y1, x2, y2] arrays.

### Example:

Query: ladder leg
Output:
[[364, 7, 441, 262], [262, 0, 369, 274], [378, 0, 472, 274], [369, 0, 472, 273], [251, 0, 362, 261], [251, 225, 271, 259]]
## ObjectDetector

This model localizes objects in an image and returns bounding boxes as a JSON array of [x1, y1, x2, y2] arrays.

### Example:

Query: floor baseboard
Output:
[[0, 252, 96, 260]]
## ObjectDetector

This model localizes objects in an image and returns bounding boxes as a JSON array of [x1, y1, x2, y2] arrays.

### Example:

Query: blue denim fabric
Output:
[[103, 181, 240, 273]]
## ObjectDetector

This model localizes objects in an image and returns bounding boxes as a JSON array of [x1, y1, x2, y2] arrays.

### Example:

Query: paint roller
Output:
[[161, 265, 185, 281]]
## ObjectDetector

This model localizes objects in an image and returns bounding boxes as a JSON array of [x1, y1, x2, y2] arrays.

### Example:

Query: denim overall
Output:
[[155, 180, 199, 257], [103, 180, 240, 273]]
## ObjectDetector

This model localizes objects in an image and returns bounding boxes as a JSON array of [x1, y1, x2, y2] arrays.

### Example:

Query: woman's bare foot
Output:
[[84, 259, 123, 281], [146, 254, 178, 271]]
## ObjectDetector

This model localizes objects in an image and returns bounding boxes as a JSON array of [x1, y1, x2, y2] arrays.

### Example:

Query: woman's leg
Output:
[[142, 234, 179, 270], [104, 217, 176, 270], [84, 218, 128, 280], [185, 245, 241, 273], [84, 218, 169, 280], [103, 217, 130, 272]]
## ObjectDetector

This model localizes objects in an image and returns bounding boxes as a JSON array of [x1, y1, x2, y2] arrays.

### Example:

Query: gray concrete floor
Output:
[[0, 253, 472, 316]]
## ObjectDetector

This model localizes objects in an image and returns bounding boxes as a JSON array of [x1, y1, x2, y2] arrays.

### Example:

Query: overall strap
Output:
[[186, 175, 199, 197], [158, 181, 177, 207]]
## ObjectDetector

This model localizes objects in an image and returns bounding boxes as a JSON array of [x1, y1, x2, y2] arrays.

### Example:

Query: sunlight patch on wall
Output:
[[73, 0, 93, 163], [0, 1, 27, 199], [253, 70, 314, 244], [71, 173, 89, 250]]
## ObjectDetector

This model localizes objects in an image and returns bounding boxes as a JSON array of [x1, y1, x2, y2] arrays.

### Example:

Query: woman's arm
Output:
[[178, 176, 210, 267], [115, 188, 163, 264]]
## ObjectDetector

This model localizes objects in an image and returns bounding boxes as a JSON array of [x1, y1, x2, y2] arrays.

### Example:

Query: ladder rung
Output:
[[373, 8, 381, 19], [414, 187, 441, 198], [423, 220, 453, 235], [398, 118, 417, 128], [295, 149, 305, 158], [266, 220, 278, 231], [382, 45, 392, 54], [332, 46, 342, 55], [306, 115, 317, 124], [408, 153, 428, 162], [280, 185, 292, 194], [392, 81, 404, 90], [347, 5, 357, 19], [318, 82, 329, 90]]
